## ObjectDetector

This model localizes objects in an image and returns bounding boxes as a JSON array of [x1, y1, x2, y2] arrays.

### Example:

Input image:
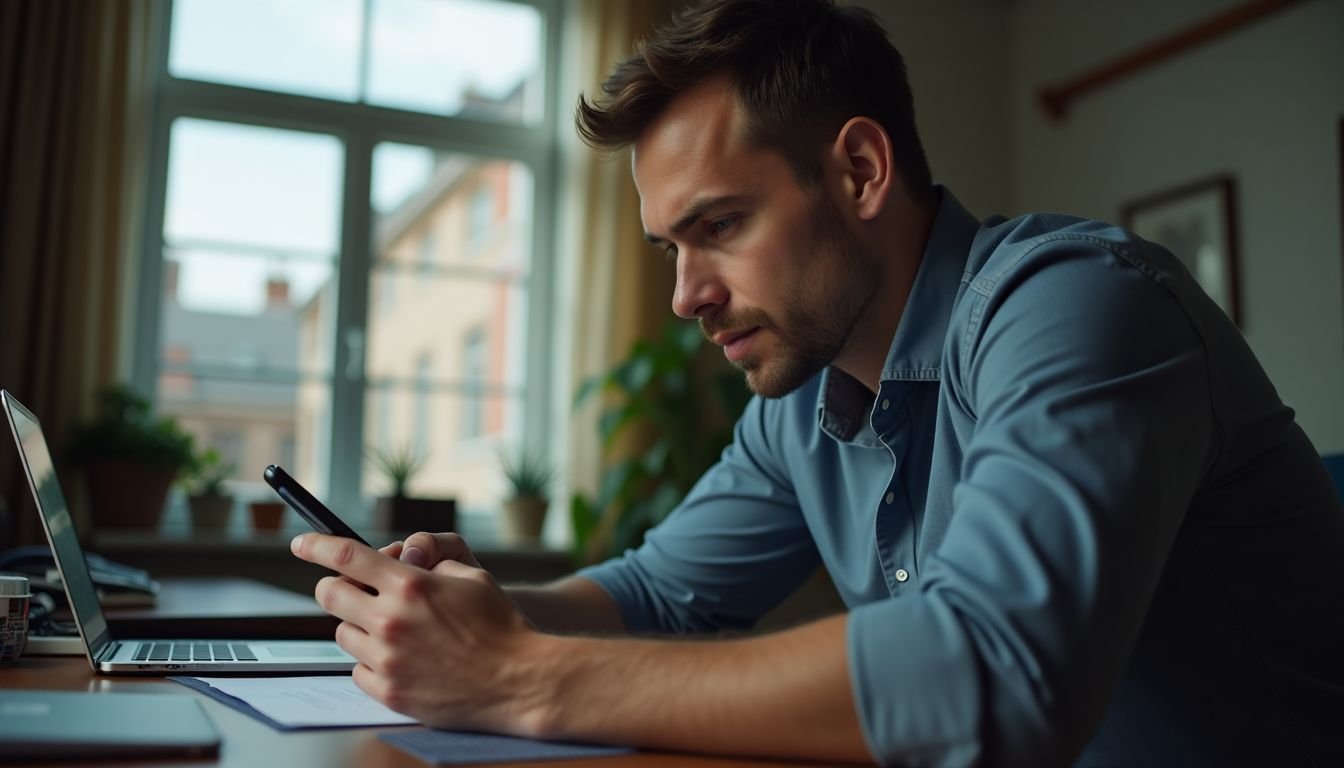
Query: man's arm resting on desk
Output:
[[524, 612, 871, 763], [296, 533, 871, 764]]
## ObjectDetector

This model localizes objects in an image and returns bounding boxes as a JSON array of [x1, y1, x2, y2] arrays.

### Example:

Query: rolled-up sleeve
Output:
[[578, 394, 820, 634], [850, 244, 1216, 765]]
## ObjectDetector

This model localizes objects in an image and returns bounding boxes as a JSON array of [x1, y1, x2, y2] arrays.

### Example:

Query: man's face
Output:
[[634, 78, 880, 398]]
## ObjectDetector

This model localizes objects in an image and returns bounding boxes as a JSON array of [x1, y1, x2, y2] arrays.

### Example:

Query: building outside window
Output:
[[141, 0, 560, 533]]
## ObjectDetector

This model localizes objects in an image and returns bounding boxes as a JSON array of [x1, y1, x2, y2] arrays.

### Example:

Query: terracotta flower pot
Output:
[[248, 501, 286, 533]]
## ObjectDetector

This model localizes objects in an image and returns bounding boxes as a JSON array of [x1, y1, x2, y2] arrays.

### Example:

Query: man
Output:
[[292, 1, 1344, 764]]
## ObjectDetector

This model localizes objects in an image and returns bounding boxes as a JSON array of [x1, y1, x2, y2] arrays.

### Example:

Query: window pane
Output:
[[169, 0, 361, 101], [366, 144, 531, 519], [367, 0, 543, 123], [165, 119, 343, 253], [158, 118, 343, 509]]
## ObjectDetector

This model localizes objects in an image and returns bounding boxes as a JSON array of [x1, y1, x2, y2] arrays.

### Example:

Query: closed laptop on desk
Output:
[[0, 690, 220, 758], [3, 389, 355, 675]]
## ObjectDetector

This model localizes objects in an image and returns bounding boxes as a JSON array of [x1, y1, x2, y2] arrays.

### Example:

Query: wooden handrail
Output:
[[1038, 0, 1306, 121]]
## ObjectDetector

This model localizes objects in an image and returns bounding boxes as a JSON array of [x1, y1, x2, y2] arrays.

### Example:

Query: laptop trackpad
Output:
[[264, 645, 348, 658]]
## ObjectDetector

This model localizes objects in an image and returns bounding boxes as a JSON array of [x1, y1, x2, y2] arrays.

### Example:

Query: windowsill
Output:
[[89, 529, 575, 595], [91, 527, 567, 559]]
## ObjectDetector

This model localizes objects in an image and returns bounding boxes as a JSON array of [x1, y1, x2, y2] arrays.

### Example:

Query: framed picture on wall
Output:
[[1121, 175, 1242, 327]]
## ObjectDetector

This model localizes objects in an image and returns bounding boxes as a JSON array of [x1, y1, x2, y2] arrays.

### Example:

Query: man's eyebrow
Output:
[[644, 194, 750, 246]]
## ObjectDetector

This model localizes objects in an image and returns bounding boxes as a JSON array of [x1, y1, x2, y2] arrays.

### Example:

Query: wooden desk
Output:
[[0, 657, 825, 768]]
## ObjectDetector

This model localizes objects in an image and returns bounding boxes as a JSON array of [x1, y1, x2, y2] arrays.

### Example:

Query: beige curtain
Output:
[[0, 1, 158, 546], [558, 0, 680, 521]]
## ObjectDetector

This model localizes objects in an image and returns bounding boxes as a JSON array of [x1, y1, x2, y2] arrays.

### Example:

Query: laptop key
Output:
[[149, 643, 171, 661], [211, 643, 233, 661], [133, 644, 151, 661], [231, 643, 258, 661], [171, 643, 191, 661], [192, 643, 210, 661]]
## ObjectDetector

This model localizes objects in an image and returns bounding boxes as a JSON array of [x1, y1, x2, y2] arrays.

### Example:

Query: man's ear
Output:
[[829, 117, 894, 222]]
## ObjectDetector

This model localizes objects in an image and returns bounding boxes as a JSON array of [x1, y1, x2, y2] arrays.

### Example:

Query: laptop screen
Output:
[[3, 391, 111, 658]]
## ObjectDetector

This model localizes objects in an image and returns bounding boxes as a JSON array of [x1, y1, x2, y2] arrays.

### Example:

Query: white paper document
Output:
[[190, 676, 417, 728]]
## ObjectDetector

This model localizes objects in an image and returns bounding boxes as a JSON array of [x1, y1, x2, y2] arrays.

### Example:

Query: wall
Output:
[[1010, 0, 1344, 452], [856, 0, 1015, 217]]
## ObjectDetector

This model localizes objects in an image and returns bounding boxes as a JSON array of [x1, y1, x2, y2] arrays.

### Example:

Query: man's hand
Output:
[[379, 531, 481, 571], [291, 533, 552, 734]]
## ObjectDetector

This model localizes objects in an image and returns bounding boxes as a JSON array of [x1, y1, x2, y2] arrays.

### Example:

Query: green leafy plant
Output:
[[181, 448, 235, 498], [570, 321, 752, 564], [366, 444, 425, 498], [501, 448, 554, 501], [67, 384, 195, 475]]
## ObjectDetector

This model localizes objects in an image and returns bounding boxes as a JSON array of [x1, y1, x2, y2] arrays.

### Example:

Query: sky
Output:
[[162, 0, 540, 315]]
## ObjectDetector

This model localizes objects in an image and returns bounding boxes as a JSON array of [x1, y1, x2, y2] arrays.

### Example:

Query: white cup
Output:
[[0, 573, 32, 664]]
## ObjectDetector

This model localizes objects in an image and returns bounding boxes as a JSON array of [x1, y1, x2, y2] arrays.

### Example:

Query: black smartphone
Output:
[[263, 464, 370, 546]]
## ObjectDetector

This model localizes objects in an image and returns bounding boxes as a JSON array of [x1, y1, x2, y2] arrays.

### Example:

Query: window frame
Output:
[[133, 0, 562, 523]]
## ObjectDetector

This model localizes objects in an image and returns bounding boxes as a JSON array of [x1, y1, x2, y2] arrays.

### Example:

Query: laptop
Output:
[[0, 690, 220, 758], [3, 389, 356, 674]]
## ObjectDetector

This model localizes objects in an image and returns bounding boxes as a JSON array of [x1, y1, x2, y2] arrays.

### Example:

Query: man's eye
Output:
[[664, 244, 678, 261], [708, 216, 737, 236]]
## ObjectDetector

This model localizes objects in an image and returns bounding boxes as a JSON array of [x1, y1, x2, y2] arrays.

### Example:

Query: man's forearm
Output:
[[506, 576, 628, 635], [514, 613, 873, 764]]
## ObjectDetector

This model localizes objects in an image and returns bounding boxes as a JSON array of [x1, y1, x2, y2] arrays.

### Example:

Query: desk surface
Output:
[[0, 657, 829, 768]]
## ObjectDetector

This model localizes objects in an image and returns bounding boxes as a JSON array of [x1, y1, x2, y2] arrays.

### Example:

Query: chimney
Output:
[[265, 276, 290, 309]]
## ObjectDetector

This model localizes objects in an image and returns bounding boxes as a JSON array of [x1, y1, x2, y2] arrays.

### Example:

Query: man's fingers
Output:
[[293, 533, 407, 591], [401, 531, 481, 569], [312, 574, 378, 624]]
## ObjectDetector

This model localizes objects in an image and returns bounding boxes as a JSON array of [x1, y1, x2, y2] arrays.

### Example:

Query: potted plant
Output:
[[570, 322, 751, 563], [181, 448, 235, 530], [500, 448, 554, 545], [368, 445, 456, 535], [67, 384, 196, 530]]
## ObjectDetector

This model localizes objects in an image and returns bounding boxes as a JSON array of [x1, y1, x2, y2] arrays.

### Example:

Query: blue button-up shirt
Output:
[[579, 188, 1344, 766]]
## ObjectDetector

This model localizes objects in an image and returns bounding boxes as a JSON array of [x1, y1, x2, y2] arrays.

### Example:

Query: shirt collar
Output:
[[816, 186, 981, 443]]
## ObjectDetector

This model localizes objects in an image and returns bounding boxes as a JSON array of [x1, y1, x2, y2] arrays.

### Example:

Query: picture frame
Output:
[[1121, 175, 1242, 327]]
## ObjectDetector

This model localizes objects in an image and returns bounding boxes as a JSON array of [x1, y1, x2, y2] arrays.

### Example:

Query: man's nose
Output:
[[671, 249, 727, 319]]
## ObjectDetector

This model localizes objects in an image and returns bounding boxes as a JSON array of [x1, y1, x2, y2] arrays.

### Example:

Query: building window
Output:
[[460, 326, 486, 440], [468, 184, 494, 253], [142, 0, 558, 530]]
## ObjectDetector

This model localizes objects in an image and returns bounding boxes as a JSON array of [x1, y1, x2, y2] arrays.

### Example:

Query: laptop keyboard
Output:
[[132, 642, 260, 662]]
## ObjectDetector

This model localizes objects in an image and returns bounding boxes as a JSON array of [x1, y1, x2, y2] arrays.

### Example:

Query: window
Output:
[[460, 326, 487, 440], [468, 184, 495, 253], [140, 0, 560, 532]]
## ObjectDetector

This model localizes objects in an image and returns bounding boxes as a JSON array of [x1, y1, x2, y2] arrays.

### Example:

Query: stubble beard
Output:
[[705, 198, 881, 399]]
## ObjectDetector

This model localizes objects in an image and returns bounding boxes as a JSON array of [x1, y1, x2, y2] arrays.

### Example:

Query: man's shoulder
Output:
[[965, 210, 1138, 289]]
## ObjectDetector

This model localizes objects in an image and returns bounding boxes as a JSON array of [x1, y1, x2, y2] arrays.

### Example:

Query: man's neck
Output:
[[833, 193, 937, 394]]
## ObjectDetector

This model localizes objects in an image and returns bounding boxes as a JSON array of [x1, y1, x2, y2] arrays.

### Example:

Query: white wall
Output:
[[855, 0, 1014, 217], [1010, 0, 1344, 453]]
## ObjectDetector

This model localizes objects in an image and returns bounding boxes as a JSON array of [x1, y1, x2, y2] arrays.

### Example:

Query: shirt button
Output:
[[884, 492, 895, 505], [881, 398, 890, 411], [895, 569, 909, 583]]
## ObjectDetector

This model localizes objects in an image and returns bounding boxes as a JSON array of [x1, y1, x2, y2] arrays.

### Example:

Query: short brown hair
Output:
[[575, 0, 933, 199]]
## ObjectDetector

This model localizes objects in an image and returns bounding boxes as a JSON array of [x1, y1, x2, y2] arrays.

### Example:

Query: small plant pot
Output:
[[85, 459, 177, 529], [188, 494, 233, 530], [373, 496, 457, 536], [248, 501, 286, 533], [501, 496, 548, 545]]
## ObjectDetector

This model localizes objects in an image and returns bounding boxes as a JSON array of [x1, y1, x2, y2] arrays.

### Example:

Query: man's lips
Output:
[[712, 328, 761, 362], [710, 328, 759, 347]]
